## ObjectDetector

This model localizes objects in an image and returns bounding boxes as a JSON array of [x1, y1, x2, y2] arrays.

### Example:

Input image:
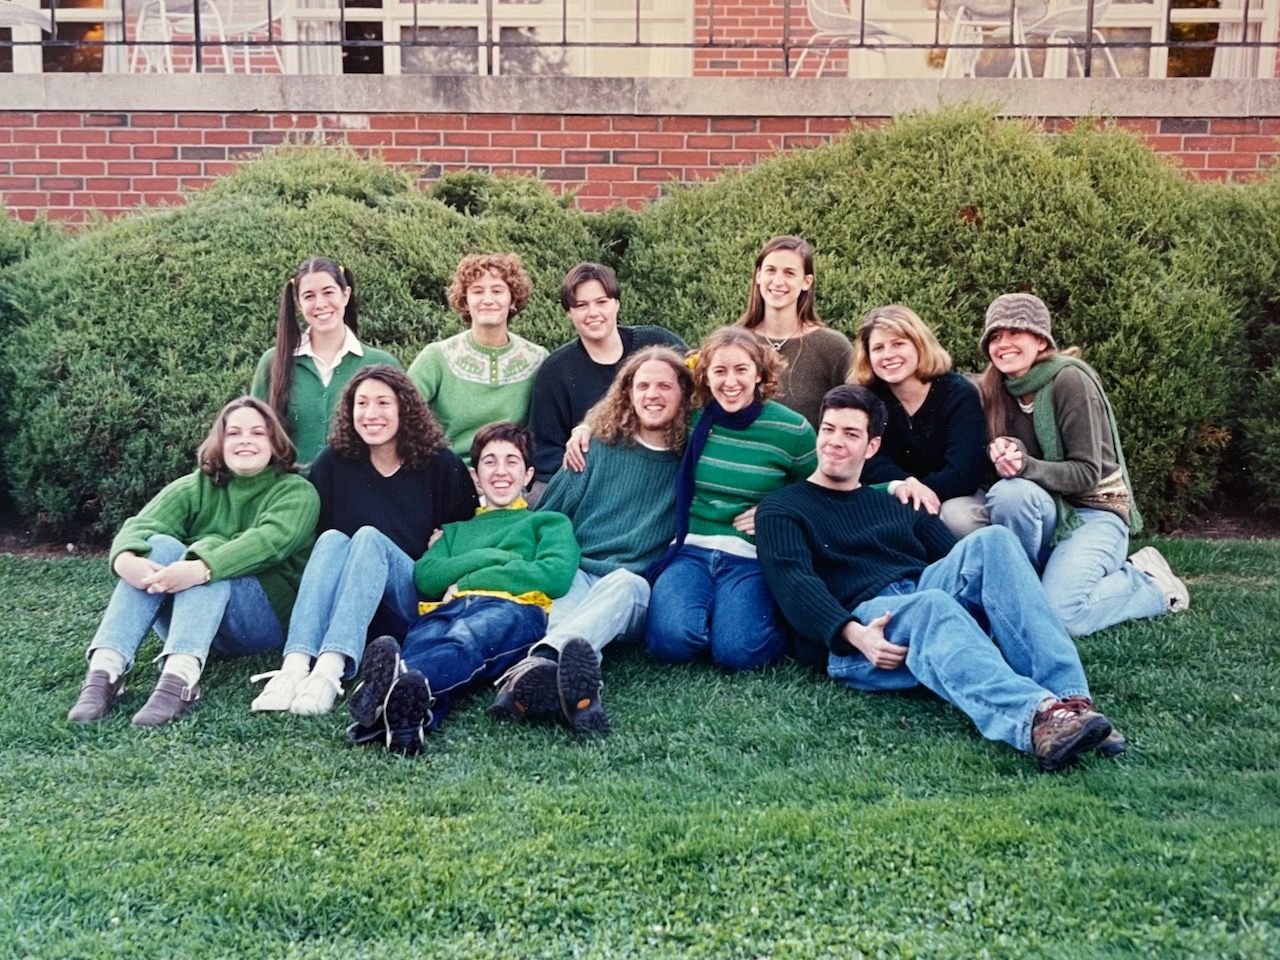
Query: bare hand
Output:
[[114, 552, 164, 590], [427, 528, 444, 549], [844, 612, 907, 670], [562, 425, 592, 473], [732, 505, 758, 537], [894, 477, 941, 515], [442, 582, 460, 603], [988, 436, 1025, 478], [141, 559, 209, 594]]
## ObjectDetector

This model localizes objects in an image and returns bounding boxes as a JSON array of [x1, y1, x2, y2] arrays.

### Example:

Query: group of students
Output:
[[65, 237, 1190, 772]]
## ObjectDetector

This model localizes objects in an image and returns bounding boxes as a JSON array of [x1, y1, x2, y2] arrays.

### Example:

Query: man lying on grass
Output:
[[488, 346, 694, 735], [755, 385, 1125, 772], [345, 422, 580, 754]]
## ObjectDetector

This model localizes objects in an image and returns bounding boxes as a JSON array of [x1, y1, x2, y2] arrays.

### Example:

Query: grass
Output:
[[1, 537, 1278, 959]]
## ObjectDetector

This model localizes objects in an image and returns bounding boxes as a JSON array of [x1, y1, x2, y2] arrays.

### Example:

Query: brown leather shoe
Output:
[[131, 673, 201, 727], [67, 670, 126, 723]]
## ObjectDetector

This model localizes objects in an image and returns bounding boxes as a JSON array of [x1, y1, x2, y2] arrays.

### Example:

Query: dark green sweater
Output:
[[110, 468, 320, 629], [756, 481, 956, 669], [538, 439, 680, 576]]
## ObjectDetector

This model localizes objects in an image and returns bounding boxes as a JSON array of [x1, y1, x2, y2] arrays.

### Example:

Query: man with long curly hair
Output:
[[489, 346, 694, 736]]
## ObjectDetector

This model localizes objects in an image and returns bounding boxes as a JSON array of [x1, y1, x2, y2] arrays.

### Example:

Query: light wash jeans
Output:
[[986, 478, 1166, 637], [88, 534, 283, 671], [283, 526, 419, 677], [532, 567, 649, 662], [400, 595, 547, 728], [646, 545, 786, 672], [829, 526, 1091, 754]]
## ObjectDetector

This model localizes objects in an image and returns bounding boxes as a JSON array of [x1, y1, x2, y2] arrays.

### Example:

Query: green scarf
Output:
[[1004, 355, 1143, 544]]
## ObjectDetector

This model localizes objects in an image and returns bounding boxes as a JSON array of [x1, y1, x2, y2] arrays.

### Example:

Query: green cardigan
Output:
[[110, 468, 320, 629], [251, 343, 401, 466], [413, 507, 579, 601]]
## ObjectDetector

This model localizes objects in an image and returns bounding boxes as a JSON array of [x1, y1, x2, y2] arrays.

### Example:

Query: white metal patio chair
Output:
[[789, 0, 913, 78], [1022, 0, 1121, 77]]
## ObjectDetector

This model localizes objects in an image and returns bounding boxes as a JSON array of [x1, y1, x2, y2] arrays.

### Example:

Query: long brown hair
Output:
[[736, 236, 822, 330], [329, 365, 447, 471], [978, 344, 1079, 441], [197, 396, 297, 486], [585, 346, 694, 451], [269, 257, 357, 423], [693, 326, 783, 408]]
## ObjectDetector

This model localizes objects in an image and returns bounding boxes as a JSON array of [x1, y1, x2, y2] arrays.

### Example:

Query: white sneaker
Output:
[[249, 669, 307, 712], [289, 671, 345, 716], [1128, 546, 1190, 612]]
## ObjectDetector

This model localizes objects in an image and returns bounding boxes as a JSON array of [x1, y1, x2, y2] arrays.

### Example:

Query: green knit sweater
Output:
[[538, 440, 680, 576], [110, 468, 320, 629], [250, 343, 401, 466], [407, 330, 548, 464], [688, 400, 818, 541], [413, 507, 579, 601]]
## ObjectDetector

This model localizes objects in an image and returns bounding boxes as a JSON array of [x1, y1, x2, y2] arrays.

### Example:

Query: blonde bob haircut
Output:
[[693, 326, 783, 408], [850, 304, 953, 387]]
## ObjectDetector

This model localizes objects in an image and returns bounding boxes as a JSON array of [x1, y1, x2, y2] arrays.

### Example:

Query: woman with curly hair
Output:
[[409, 253, 549, 465], [251, 256, 400, 466], [644, 327, 817, 672], [250, 365, 478, 716]]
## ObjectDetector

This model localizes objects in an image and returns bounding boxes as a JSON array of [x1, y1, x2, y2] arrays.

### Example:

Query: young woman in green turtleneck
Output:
[[66, 397, 319, 728]]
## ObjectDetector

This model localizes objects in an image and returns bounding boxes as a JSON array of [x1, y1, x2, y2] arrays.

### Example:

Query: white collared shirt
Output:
[[296, 326, 363, 387]]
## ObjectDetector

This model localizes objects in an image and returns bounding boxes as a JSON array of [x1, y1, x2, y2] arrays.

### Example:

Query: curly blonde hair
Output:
[[447, 253, 533, 326], [585, 347, 694, 451], [692, 326, 782, 408]]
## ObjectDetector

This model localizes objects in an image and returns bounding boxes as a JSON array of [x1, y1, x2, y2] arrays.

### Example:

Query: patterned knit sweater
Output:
[[407, 329, 548, 464]]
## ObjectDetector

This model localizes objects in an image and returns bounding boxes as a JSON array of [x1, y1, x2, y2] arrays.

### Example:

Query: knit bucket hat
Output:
[[980, 293, 1057, 354]]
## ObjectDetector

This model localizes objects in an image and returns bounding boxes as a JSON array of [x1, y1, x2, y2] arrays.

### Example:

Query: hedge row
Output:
[[2, 107, 1277, 539]]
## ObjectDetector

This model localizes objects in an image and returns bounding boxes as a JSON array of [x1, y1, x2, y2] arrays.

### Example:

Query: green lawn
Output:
[[2, 538, 1277, 959]]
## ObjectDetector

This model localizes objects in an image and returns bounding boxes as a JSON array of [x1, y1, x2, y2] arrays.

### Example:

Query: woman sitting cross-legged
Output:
[[67, 397, 319, 727], [249, 365, 479, 716], [345, 422, 580, 754]]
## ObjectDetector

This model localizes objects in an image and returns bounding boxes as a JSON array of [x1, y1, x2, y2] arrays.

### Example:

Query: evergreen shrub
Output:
[[0, 152, 597, 538], [616, 107, 1251, 524]]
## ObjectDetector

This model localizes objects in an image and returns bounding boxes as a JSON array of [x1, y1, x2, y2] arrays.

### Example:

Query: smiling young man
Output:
[[527, 262, 685, 491], [754, 385, 1125, 773], [488, 346, 695, 735]]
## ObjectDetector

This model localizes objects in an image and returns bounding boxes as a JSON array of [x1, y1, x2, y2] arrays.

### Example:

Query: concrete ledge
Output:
[[4, 75, 1278, 117]]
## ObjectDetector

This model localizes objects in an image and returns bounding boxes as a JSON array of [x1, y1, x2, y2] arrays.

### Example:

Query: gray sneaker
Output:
[[1128, 546, 1190, 613]]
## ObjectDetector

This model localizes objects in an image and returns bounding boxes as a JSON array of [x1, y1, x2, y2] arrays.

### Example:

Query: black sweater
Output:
[[862, 372, 987, 500], [756, 481, 956, 669], [308, 445, 479, 559]]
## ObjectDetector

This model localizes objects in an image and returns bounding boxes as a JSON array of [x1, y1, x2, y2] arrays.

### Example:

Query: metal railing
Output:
[[1, 0, 1276, 78]]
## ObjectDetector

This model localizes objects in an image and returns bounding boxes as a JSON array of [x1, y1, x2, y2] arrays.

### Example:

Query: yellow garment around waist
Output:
[[418, 588, 553, 617]]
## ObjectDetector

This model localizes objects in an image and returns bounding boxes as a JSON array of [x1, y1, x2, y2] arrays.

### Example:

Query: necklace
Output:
[[766, 335, 791, 352]]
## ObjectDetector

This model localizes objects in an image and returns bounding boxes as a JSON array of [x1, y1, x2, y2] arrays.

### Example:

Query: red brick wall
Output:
[[693, 0, 843, 77], [2, 111, 1277, 223]]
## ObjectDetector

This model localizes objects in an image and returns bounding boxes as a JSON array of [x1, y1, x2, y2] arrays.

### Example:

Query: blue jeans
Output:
[[986, 478, 1166, 637], [283, 526, 420, 677], [645, 545, 786, 672], [88, 534, 284, 670], [534, 567, 650, 661], [401, 595, 547, 728], [828, 526, 1091, 754]]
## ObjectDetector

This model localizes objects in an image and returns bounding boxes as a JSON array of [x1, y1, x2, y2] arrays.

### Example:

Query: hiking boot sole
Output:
[[488, 658, 559, 722], [348, 636, 402, 728], [383, 670, 431, 755], [557, 638, 609, 737]]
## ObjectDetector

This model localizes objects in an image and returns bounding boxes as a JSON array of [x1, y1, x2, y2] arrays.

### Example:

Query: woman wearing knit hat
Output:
[[977, 293, 1189, 641]]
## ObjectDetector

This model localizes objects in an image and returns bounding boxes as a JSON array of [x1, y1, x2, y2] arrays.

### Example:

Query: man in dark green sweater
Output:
[[756, 385, 1122, 773], [490, 346, 694, 736]]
